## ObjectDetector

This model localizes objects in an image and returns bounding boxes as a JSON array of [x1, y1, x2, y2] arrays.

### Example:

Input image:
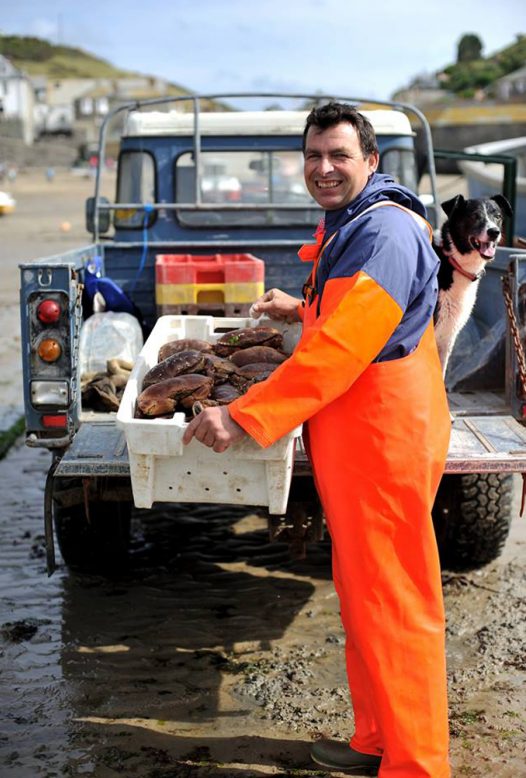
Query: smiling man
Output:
[[303, 111, 378, 210], [184, 103, 451, 777]]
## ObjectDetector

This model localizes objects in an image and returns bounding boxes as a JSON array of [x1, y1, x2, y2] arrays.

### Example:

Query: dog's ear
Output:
[[491, 194, 513, 217], [441, 194, 465, 217]]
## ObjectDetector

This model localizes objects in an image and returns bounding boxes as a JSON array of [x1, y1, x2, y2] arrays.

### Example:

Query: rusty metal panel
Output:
[[54, 421, 130, 476]]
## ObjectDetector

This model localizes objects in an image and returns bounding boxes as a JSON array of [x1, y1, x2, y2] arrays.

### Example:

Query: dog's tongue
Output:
[[480, 241, 496, 259]]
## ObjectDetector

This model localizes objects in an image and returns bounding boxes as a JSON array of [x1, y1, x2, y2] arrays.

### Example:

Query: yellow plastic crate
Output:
[[156, 280, 264, 306]]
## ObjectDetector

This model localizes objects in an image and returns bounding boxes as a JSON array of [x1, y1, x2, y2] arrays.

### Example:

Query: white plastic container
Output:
[[117, 315, 302, 513]]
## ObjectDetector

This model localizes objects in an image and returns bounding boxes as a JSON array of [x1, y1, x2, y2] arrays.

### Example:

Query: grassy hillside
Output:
[[0, 35, 135, 78], [0, 35, 227, 109], [442, 34, 526, 97]]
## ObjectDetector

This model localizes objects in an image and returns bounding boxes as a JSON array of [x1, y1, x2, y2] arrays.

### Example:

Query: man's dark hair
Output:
[[302, 102, 379, 158]]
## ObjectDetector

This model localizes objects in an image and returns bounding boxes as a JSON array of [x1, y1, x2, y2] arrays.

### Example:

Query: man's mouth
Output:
[[316, 180, 340, 190], [470, 236, 498, 260]]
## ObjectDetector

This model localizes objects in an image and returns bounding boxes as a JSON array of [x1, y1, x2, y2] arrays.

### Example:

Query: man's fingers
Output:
[[213, 437, 230, 453], [182, 415, 199, 444], [183, 404, 245, 453], [200, 429, 216, 448]]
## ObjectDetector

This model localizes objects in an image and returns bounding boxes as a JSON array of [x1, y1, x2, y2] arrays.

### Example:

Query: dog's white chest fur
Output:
[[435, 272, 479, 369]]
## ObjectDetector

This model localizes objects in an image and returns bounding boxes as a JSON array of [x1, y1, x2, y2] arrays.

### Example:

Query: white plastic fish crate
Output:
[[117, 315, 302, 513]]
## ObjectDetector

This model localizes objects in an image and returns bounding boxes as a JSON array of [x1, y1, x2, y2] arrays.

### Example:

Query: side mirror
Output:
[[86, 196, 111, 235]]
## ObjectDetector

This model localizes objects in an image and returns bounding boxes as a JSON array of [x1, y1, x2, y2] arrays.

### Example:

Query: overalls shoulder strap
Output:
[[354, 200, 433, 241]]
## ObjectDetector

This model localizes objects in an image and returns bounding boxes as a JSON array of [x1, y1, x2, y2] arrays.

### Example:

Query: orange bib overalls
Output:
[[230, 204, 451, 776]]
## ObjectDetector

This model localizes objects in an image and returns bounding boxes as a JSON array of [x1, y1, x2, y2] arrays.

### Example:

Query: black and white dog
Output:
[[433, 193, 512, 374]]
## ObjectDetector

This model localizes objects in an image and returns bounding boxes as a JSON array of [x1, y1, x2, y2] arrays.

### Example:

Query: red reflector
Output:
[[41, 415, 67, 429], [37, 299, 61, 324]]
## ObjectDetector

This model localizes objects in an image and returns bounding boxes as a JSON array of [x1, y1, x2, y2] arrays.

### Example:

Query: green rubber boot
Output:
[[310, 739, 381, 775]]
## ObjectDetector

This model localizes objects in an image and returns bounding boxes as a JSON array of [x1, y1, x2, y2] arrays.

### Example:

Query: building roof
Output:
[[495, 65, 526, 84], [0, 54, 26, 79]]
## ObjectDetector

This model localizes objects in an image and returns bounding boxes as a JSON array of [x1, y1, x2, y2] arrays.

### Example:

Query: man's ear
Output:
[[368, 151, 380, 175]]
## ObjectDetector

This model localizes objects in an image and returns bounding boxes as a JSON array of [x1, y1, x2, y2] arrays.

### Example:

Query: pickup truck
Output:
[[18, 93, 526, 575]]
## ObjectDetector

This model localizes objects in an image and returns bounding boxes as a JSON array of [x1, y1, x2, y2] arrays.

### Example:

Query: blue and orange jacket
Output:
[[228, 173, 440, 447]]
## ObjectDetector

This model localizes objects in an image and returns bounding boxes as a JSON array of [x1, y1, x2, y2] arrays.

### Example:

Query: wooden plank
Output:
[[446, 415, 526, 473], [449, 420, 490, 457]]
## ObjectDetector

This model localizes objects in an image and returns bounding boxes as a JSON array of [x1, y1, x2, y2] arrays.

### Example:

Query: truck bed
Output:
[[55, 400, 526, 481]]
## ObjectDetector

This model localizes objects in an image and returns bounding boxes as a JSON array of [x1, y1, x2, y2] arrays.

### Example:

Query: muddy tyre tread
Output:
[[432, 472, 513, 572]]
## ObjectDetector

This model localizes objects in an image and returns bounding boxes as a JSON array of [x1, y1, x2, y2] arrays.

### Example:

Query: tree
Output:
[[457, 34, 483, 63]]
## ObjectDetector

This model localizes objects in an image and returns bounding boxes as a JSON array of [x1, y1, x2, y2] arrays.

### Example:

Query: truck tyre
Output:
[[54, 497, 131, 573], [432, 473, 514, 572]]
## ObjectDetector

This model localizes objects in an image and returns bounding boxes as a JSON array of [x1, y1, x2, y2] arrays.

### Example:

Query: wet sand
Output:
[[0, 169, 94, 411]]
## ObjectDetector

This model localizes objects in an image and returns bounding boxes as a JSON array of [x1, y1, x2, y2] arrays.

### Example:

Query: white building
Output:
[[493, 66, 526, 101], [0, 54, 35, 144]]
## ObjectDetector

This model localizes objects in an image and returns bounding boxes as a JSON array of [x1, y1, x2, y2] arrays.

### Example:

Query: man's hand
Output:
[[182, 406, 247, 453], [250, 288, 302, 323]]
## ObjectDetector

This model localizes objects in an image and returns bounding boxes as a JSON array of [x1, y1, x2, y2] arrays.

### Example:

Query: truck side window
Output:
[[114, 151, 156, 229], [381, 149, 418, 193], [174, 150, 319, 227]]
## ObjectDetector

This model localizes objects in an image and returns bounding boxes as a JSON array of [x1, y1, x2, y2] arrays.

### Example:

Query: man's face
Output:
[[304, 122, 379, 210]]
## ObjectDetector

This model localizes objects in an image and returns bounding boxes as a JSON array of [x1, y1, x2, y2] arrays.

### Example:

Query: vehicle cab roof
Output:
[[122, 109, 413, 138]]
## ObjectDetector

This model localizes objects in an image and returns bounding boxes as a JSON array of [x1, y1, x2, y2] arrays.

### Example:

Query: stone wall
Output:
[[0, 134, 78, 168]]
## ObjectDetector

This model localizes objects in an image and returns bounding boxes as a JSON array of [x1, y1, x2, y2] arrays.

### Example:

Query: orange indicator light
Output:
[[37, 338, 62, 362]]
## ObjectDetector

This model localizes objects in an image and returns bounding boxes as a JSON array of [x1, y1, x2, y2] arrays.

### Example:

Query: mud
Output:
[[1, 171, 525, 777], [1, 438, 525, 777]]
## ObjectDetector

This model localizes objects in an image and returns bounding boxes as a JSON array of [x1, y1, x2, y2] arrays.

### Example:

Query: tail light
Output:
[[37, 338, 62, 362], [20, 263, 82, 445], [41, 414, 68, 429], [37, 299, 61, 324], [29, 291, 71, 408]]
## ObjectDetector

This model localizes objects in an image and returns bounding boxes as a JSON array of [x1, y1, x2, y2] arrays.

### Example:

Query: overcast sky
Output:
[[1, 0, 524, 106]]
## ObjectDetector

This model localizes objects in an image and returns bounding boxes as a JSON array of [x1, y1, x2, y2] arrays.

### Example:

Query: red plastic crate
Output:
[[155, 253, 265, 285]]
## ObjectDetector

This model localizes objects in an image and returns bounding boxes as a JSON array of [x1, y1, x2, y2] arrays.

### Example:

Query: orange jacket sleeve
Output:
[[228, 270, 404, 447]]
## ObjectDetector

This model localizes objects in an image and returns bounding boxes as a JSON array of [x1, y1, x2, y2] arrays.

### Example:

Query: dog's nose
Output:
[[487, 227, 500, 241]]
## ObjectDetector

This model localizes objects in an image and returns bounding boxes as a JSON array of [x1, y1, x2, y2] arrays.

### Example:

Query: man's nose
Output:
[[319, 156, 335, 174]]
